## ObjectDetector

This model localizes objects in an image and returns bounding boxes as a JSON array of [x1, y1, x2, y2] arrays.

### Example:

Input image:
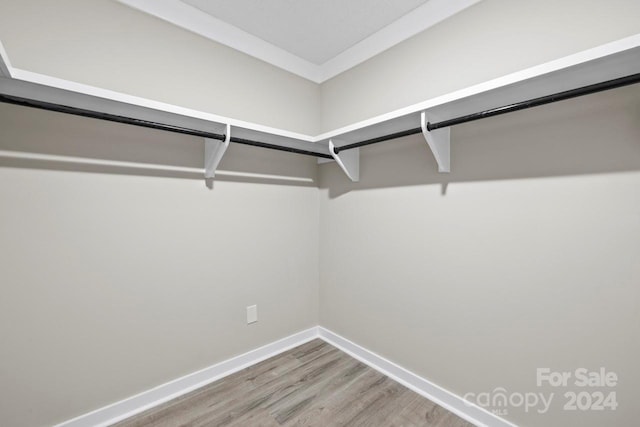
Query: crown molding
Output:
[[117, 0, 481, 84], [117, 0, 323, 82], [319, 0, 482, 81]]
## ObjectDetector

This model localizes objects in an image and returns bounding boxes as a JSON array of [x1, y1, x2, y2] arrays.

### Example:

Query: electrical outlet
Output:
[[247, 305, 258, 324]]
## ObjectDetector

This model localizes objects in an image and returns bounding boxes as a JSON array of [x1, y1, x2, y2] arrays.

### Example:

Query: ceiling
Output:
[[118, 0, 481, 82], [182, 0, 429, 65]]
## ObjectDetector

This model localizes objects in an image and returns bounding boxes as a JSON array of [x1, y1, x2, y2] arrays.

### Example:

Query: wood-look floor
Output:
[[116, 339, 475, 427]]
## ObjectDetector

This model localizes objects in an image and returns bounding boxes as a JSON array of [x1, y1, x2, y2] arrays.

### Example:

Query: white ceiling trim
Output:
[[117, 0, 481, 83], [319, 0, 482, 81], [118, 0, 323, 81]]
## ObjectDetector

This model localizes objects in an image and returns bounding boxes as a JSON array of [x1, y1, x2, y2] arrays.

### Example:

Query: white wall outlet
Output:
[[246, 305, 258, 324]]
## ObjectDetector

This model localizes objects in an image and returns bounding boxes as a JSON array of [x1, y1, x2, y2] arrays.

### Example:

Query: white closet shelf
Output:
[[1, 33, 639, 174], [314, 33, 640, 146], [0, 67, 329, 157]]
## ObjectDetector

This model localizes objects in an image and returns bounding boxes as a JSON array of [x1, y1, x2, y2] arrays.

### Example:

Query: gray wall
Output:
[[320, 0, 640, 131], [1, 1, 640, 426], [319, 86, 640, 427], [0, 0, 321, 135], [0, 103, 320, 427]]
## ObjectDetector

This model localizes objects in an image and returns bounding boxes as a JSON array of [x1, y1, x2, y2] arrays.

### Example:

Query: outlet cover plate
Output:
[[247, 305, 258, 324]]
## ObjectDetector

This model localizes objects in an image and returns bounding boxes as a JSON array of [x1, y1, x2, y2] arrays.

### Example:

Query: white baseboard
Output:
[[55, 325, 515, 427], [54, 327, 319, 427], [317, 327, 516, 427]]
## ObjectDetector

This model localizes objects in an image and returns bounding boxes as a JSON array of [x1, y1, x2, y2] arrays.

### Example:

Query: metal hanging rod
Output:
[[0, 93, 333, 160], [4, 71, 639, 161], [228, 135, 331, 158], [332, 127, 422, 155], [427, 72, 640, 131], [333, 72, 640, 155], [0, 93, 226, 139]]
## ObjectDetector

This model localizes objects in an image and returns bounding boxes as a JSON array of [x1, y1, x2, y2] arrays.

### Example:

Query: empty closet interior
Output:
[[1, 1, 639, 426]]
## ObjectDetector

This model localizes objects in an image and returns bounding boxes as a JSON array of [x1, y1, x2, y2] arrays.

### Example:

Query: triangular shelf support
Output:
[[329, 139, 359, 182], [204, 123, 230, 178], [421, 111, 450, 173]]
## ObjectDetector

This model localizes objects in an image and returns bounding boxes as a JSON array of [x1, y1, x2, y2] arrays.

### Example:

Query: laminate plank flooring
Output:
[[115, 339, 475, 427]]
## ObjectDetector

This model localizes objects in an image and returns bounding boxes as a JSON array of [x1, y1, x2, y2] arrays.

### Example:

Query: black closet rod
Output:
[[0, 93, 333, 159], [4, 71, 639, 160], [427, 72, 640, 131], [333, 72, 640, 155]]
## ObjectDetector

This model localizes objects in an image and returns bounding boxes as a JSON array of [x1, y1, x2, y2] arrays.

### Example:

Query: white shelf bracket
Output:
[[204, 123, 230, 178], [421, 111, 450, 173], [329, 139, 359, 182], [0, 39, 13, 78]]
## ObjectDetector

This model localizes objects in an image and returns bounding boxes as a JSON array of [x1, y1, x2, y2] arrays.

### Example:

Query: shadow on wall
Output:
[[0, 103, 318, 188], [320, 85, 640, 198]]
